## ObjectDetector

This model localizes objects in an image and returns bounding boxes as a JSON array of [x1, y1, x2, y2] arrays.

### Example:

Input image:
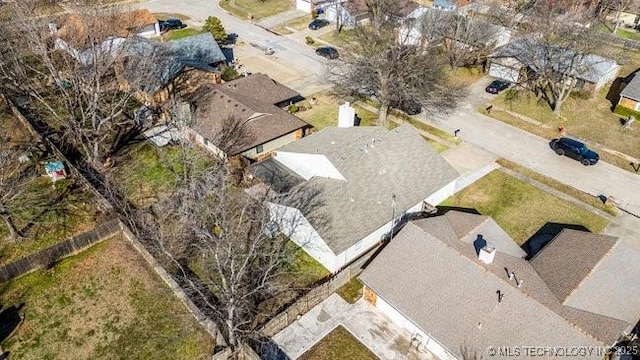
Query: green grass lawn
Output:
[[0, 236, 214, 360], [286, 241, 331, 288], [319, 28, 360, 48], [615, 28, 640, 41], [299, 326, 378, 360], [219, 0, 292, 21], [447, 66, 485, 87], [295, 92, 379, 129], [441, 170, 609, 245], [496, 158, 618, 216], [336, 278, 363, 304], [153, 13, 192, 21], [163, 28, 204, 41]]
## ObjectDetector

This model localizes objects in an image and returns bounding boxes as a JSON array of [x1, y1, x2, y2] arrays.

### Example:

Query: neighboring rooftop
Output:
[[220, 73, 300, 105], [189, 79, 309, 155], [360, 215, 636, 358], [122, 33, 226, 93], [620, 73, 640, 101], [272, 125, 459, 254], [491, 37, 619, 83]]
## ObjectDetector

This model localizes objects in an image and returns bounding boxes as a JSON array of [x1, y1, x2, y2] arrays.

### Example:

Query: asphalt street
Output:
[[139, 0, 327, 95]]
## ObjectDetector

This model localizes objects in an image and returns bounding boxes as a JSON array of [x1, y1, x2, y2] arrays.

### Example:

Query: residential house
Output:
[[604, 0, 640, 28], [254, 124, 459, 273], [185, 74, 310, 160], [119, 33, 227, 106], [399, 8, 511, 51], [488, 37, 620, 92], [618, 72, 640, 111], [53, 9, 160, 48], [324, 0, 370, 28], [360, 211, 640, 360]]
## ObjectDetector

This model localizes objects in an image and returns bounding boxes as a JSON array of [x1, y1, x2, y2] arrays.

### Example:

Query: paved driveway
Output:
[[272, 294, 434, 360], [138, 0, 328, 95]]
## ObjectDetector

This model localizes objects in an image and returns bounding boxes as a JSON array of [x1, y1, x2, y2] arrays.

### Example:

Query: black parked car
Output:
[[316, 46, 339, 59], [308, 19, 330, 30], [159, 19, 186, 32], [485, 80, 511, 94], [551, 137, 599, 166]]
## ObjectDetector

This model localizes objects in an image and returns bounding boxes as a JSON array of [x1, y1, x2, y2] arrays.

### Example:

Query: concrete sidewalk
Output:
[[272, 294, 434, 360]]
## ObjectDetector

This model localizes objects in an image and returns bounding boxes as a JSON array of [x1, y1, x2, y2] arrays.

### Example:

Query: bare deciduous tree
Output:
[[329, 27, 461, 126], [504, 0, 602, 115], [600, 0, 633, 33], [0, 1, 162, 170], [119, 146, 323, 357]]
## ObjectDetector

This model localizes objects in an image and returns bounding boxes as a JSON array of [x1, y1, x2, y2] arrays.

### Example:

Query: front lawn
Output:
[[219, 0, 292, 21], [0, 236, 214, 360], [441, 170, 609, 245], [319, 28, 360, 48], [163, 28, 204, 41], [298, 326, 378, 360], [294, 92, 378, 130]]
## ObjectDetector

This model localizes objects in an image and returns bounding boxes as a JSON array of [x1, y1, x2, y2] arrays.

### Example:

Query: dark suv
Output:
[[159, 19, 186, 32], [551, 137, 599, 166]]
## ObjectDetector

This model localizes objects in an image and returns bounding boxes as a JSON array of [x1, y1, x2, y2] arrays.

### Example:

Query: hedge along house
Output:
[[254, 124, 460, 273], [618, 72, 640, 112], [184, 74, 310, 161], [488, 37, 620, 92], [360, 212, 640, 360]]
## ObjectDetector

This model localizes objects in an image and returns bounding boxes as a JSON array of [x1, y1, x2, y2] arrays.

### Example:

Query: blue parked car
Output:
[[551, 137, 599, 166]]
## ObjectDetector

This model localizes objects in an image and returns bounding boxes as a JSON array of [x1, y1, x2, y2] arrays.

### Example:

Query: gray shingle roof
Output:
[[275, 125, 459, 254], [359, 221, 610, 359], [620, 74, 640, 102], [123, 33, 226, 93], [189, 83, 309, 155], [491, 37, 619, 84], [359, 217, 633, 358], [531, 229, 618, 303]]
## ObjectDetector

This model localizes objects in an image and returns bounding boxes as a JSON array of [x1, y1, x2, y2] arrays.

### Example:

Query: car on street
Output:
[[485, 80, 511, 94], [316, 46, 339, 59], [550, 137, 599, 166], [159, 19, 186, 32], [308, 19, 330, 30]]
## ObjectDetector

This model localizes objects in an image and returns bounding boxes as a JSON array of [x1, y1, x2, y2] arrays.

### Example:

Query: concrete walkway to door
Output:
[[272, 294, 435, 360]]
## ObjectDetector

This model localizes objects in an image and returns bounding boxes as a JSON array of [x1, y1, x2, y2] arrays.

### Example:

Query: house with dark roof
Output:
[[119, 33, 227, 105], [360, 212, 640, 359], [618, 73, 640, 111], [184, 74, 310, 160], [256, 124, 459, 272], [488, 37, 620, 92]]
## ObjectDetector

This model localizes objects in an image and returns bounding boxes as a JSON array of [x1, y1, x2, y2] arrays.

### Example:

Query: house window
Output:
[[256, 144, 264, 154]]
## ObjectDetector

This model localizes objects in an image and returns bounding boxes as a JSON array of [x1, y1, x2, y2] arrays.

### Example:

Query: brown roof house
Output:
[[360, 211, 640, 360], [257, 124, 460, 273], [184, 74, 309, 160]]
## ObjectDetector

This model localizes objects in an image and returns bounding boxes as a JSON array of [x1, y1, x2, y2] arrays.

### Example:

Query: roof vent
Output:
[[478, 245, 496, 264]]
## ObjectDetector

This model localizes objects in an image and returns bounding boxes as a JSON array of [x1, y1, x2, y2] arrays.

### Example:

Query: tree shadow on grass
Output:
[[522, 222, 590, 260]]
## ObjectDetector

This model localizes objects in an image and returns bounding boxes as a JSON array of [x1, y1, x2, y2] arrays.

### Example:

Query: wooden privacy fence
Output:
[[259, 269, 351, 337], [0, 219, 121, 284]]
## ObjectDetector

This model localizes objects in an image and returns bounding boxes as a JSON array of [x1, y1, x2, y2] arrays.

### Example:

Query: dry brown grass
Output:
[[0, 236, 214, 360]]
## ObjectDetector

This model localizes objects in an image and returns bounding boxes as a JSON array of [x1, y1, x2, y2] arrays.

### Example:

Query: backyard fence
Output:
[[0, 219, 121, 284], [595, 32, 640, 51], [259, 269, 352, 337]]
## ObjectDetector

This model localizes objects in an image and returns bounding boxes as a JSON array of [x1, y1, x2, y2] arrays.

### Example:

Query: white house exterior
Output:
[[254, 125, 459, 273]]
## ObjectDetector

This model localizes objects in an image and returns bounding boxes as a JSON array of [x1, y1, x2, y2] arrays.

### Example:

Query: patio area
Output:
[[272, 294, 436, 360]]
